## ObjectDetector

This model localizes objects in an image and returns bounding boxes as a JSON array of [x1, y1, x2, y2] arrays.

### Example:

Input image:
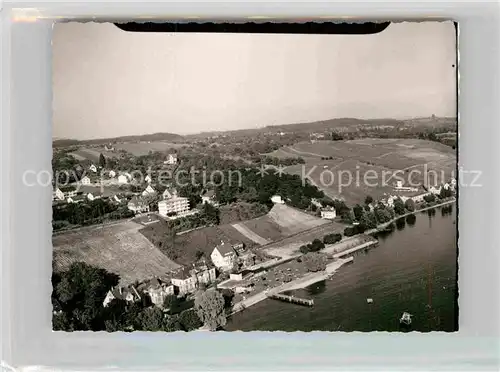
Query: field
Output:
[[265, 139, 456, 205], [140, 204, 330, 266], [52, 221, 180, 285], [70, 148, 116, 162], [236, 204, 330, 243], [69, 141, 191, 160], [140, 221, 258, 266], [113, 142, 189, 156], [260, 221, 346, 259]]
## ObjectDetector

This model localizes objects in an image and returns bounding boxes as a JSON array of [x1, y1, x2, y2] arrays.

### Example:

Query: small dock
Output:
[[268, 293, 314, 307]]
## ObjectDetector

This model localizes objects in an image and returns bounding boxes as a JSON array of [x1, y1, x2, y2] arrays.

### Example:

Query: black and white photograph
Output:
[[49, 21, 458, 332]]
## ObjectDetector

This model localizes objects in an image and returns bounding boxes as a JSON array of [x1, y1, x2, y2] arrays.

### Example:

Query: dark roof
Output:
[[215, 242, 236, 257], [171, 266, 192, 280], [203, 189, 215, 198], [128, 195, 146, 206], [59, 185, 76, 192]]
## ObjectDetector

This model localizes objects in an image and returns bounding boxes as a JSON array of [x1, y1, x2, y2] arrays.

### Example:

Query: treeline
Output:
[[52, 199, 134, 231], [260, 156, 305, 166], [299, 233, 342, 254], [52, 262, 230, 332], [214, 169, 326, 210]]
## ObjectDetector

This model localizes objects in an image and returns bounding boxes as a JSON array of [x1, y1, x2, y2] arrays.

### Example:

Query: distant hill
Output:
[[53, 132, 185, 147], [187, 116, 457, 139], [53, 116, 457, 146]]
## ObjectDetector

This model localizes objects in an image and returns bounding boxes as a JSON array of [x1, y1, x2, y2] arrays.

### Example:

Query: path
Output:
[[231, 223, 270, 245]]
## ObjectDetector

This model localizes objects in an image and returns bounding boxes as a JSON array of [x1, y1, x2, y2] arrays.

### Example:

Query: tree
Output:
[[423, 194, 436, 203], [178, 309, 203, 331], [299, 245, 309, 254], [54, 262, 120, 331], [341, 209, 355, 224], [323, 233, 342, 245], [303, 253, 328, 272], [365, 195, 373, 205], [353, 204, 364, 220], [99, 153, 106, 168], [163, 314, 183, 332], [139, 307, 164, 331], [194, 290, 226, 331], [360, 211, 377, 229], [404, 199, 415, 212], [163, 294, 179, 312], [374, 207, 392, 224], [308, 238, 325, 252], [393, 197, 405, 215]]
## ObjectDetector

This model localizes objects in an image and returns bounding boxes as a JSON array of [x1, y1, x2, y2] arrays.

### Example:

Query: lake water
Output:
[[225, 205, 458, 332]]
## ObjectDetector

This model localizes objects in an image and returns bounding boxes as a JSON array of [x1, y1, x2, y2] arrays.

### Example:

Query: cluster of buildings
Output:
[[102, 241, 255, 309], [381, 179, 457, 207]]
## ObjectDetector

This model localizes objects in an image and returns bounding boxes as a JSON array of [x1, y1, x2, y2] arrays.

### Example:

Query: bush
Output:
[[323, 233, 342, 245], [302, 253, 328, 272]]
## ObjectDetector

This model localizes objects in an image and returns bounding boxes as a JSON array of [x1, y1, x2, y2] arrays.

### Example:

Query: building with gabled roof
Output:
[[210, 241, 237, 272]]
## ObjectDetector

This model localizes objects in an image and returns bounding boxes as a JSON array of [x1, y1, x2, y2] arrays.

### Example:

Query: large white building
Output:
[[158, 196, 190, 217], [170, 263, 216, 295], [210, 242, 237, 272], [320, 207, 337, 220]]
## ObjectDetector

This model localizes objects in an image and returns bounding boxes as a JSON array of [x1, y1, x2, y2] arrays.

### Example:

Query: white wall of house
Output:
[[210, 248, 236, 271], [158, 197, 190, 216], [118, 175, 129, 184]]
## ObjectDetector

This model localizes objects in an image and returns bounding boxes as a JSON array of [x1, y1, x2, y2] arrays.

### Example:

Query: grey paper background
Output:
[[1, 1, 499, 371]]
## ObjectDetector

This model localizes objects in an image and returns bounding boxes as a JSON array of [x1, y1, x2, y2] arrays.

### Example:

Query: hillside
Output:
[[53, 132, 185, 147]]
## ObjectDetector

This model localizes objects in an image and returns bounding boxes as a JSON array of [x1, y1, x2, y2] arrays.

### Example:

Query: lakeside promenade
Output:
[[229, 199, 456, 316], [230, 257, 353, 315]]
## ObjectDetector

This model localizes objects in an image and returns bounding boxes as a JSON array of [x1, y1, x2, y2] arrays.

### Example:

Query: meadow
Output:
[[52, 221, 180, 285], [265, 139, 456, 206]]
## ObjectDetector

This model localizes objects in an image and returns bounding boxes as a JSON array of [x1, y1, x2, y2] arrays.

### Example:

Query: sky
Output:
[[52, 21, 457, 140]]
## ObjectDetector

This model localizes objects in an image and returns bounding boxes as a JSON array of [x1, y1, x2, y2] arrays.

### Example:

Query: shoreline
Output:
[[230, 257, 353, 315], [228, 199, 456, 317]]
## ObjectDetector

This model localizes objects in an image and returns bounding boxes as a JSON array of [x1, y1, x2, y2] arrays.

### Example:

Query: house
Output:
[[54, 188, 65, 201], [201, 189, 218, 206], [170, 262, 216, 295], [142, 184, 157, 197], [89, 164, 98, 173], [395, 180, 403, 189], [80, 176, 91, 185], [230, 273, 243, 281], [320, 206, 337, 220], [158, 196, 190, 217], [56, 186, 77, 200], [145, 175, 152, 184], [87, 191, 103, 201], [270, 195, 285, 204], [210, 241, 237, 272], [66, 194, 86, 204], [163, 188, 177, 200], [411, 192, 431, 203], [109, 170, 116, 178], [138, 278, 175, 308], [128, 196, 150, 214], [429, 186, 441, 195], [164, 153, 178, 165], [117, 174, 130, 184], [103, 285, 141, 307], [104, 144, 114, 151]]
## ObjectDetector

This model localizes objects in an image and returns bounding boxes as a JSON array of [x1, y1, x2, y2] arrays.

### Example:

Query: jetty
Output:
[[268, 293, 314, 307]]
